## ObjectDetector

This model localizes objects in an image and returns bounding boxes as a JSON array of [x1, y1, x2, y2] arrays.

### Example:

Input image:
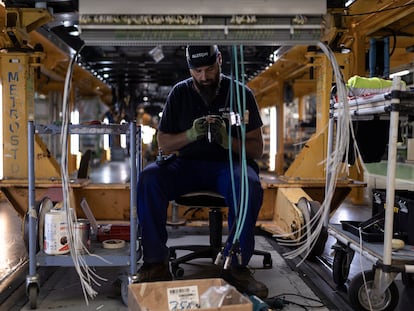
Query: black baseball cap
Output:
[[186, 45, 219, 69]]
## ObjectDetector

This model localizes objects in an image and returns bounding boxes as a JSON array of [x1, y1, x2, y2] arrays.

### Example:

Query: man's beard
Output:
[[194, 71, 221, 105]]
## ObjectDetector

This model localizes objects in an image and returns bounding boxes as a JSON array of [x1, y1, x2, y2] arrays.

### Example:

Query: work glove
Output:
[[210, 118, 229, 149], [186, 117, 208, 142]]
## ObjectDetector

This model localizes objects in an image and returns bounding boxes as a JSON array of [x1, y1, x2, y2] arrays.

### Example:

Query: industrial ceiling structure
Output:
[[5, 0, 414, 120], [3, 0, 327, 117]]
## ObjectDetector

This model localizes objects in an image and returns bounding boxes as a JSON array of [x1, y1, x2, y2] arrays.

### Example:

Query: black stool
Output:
[[169, 191, 273, 278]]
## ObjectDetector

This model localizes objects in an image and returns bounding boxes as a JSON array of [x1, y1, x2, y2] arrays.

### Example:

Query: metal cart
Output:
[[328, 77, 414, 311], [25, 121, 142, 309]]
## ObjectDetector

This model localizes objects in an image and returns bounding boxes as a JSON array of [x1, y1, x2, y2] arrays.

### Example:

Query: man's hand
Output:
[[186, 117, 208, 142], [210, 118, 229, 149]]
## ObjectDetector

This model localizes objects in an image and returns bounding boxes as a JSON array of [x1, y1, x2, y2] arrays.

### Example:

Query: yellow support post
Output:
[[314, 54, 332, 135], [0, 52, 33, 179], [0, 51, 61, 180], [284, 53, 332, 180], [0, 7, 60, 181]]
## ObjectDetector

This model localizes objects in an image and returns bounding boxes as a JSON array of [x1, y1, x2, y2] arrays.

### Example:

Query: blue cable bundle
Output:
[[248, 295, 271, 311], [220, 45, 250, 268], [248, 294, 289, 310]]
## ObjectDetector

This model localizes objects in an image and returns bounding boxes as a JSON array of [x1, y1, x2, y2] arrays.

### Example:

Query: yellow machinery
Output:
[[247, 46, 365, 238], [245, 0, 414, 241], [0, 6, 127, 220]]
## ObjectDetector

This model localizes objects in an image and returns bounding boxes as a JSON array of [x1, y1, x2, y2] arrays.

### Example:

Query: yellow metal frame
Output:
[[247, 2, 414, 237], [247, 29, 364, 237], [2, 2, 414, 232], [0, 7, 117, 220]]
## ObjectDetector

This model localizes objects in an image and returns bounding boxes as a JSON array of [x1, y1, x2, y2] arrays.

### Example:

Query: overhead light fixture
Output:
[[345, 0, 356, 7], [149, 46, 164, 63], [268, 106, 277, 172]]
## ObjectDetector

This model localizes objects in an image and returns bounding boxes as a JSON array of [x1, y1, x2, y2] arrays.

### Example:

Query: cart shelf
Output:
[[25, 121, 142, 309]]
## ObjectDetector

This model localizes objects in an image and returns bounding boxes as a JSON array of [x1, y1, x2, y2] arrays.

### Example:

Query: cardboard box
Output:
[[128, 278, 252, 311]]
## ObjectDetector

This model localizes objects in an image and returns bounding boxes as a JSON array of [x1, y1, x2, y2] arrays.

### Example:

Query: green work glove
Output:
[[210, 118, 229, 149], [186, 117, 208, 142]]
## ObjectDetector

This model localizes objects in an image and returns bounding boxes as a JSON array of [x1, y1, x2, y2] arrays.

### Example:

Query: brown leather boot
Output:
[[137, 262, 173, 282], [222, 266, 268, 299]]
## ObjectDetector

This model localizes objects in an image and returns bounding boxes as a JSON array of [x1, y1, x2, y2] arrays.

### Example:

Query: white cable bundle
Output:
[[274, 42, 358, 265], [60, 46, 107, 304]]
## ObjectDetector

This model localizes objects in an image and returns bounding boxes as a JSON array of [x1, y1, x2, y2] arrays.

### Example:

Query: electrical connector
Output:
[[248, 295, 271, 311], [223, 256, 231, 269], [214, 252, 223, 265], [236, 252, 243, 265]]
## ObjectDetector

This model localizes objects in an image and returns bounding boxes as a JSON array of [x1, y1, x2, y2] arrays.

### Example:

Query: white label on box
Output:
[[167, 285, 200, 310]]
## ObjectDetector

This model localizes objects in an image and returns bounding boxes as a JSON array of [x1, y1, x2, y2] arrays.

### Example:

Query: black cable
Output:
[[265, 293, 324, 310]]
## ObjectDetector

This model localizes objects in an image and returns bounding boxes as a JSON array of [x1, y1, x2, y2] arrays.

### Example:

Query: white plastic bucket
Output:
[[44, 210, 69, 255]]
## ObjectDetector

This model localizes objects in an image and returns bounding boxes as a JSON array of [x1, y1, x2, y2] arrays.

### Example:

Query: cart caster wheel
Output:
[[349, 270, 399, 311], [121, 280, 129, 306], [402, 272, 414, 288], [172, 265, 184, 278], [332, 248, 353, 286], [28, 284, 38, 309], [263, 255, 273, 268], [116, 274, 130, 306]]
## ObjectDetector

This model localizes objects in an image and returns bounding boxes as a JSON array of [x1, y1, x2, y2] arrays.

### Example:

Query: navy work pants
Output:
[[137, 157, 263, 266]]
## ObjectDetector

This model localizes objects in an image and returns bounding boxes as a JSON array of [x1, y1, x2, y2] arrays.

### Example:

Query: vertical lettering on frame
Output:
[[7, 68, 20, 171], [1, 54, 31, 178]]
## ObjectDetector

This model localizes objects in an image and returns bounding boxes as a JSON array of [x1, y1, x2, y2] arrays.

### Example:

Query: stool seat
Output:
[[169, 191, 273, 278], [174, 191, 227, 207]]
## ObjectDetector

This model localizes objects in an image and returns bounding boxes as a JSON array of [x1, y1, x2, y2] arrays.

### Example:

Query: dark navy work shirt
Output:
[[158, 74, 263, 162]]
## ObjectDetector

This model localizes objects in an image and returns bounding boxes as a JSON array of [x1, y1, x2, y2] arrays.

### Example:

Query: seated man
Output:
[[137, 45, 268, 298]]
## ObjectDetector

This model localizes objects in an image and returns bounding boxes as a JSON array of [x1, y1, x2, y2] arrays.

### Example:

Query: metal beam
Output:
[[79, 16, 323, 46], [348, 0, 414, 37], [79, 0, 327, 15]]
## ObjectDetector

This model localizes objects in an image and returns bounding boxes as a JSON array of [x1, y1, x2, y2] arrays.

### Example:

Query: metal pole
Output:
[[28, 121, 36, 276], [383, 79, 400, 266], [324, 113, 334, 227], [129, 122, 138, 276]]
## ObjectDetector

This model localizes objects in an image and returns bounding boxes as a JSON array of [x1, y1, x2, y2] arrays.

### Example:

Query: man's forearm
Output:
[[157, 131, 189, 153], [231, 137, 263, 159], [232, 127, 264, 159]]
